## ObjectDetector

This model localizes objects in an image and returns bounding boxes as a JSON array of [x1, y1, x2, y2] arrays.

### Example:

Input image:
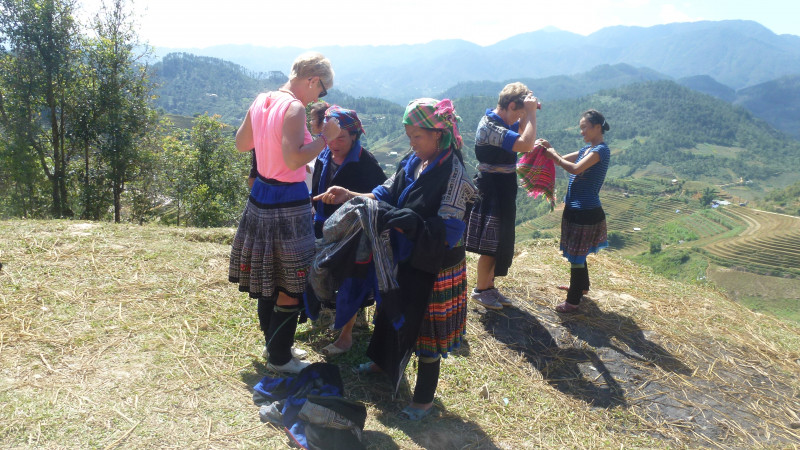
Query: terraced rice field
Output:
[[702, 207, 800, 277], [519, 192, 735, 253], [518, 193, 800, 277]]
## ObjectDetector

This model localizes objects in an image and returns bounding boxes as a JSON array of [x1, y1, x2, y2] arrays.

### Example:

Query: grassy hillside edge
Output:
[[1, 220, 799, 448]]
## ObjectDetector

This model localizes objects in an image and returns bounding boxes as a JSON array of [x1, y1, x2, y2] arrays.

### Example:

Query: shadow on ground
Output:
[[479, 298, 628, 408], [371, 400, 501, 450], [481, 292, 800, 446], [560, 298, 692, 376]]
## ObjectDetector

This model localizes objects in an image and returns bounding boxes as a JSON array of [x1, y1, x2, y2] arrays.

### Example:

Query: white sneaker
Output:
[[470, 288, 503, 310], [262, 346, 308, 360], [268, 357, 310, 374]]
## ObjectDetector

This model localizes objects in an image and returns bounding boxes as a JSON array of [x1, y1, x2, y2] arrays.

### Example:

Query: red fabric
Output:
[[517, 145, 556, 210]]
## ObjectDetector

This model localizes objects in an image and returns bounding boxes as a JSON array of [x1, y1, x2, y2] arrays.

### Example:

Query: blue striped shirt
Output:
[[564, 143, 610, 210]]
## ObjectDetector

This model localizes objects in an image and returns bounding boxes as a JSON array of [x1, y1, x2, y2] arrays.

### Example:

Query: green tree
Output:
[[0, 68, 51, 218], [125, 118, 172, 225], [158, 132, 193, 226], [88, 0, 156, 223], [0, 0, 82, 217], [184, 114, 248, 227], [607, 231, 626, 249], [649, 240, 662, 254], [699, 187, 717, 207], [66, 33, 107, 220]]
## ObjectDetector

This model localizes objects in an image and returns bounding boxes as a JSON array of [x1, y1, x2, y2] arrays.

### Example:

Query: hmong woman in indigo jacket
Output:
[[540, 109, 611, 313], [310, 106, 387, 355], [314, 98, 476, 421]]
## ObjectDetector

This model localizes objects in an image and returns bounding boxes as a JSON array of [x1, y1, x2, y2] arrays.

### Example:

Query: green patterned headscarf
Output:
[[402, 98, 463, 150]]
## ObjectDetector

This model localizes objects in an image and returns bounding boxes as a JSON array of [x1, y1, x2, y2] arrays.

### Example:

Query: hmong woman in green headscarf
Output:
[[314, 98, 476, 420]]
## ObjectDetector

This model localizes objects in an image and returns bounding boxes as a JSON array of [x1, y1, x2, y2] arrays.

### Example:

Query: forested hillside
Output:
[[152, 53, 287, 125], [677, 75, 736, 102], [439, 81, 800, 225], [152, 52, 407, 148], [452, 81, 800, 181], [153, 54, 800, 148], [734, 75, 800, 140], [440, 64, 667, 101]]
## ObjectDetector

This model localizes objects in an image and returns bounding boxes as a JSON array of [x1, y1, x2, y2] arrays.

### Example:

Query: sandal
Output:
[[355, 362, 382, 375], [555, 301, 580, 314], [399, 405, 435, 421], [322, 343, 349, 356]]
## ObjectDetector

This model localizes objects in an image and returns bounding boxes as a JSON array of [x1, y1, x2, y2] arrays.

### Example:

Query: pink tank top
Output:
[[250, 91, 313, 183]]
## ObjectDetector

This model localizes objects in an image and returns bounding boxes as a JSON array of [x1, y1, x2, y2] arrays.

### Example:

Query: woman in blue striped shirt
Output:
[[540, 110, 611, 313]]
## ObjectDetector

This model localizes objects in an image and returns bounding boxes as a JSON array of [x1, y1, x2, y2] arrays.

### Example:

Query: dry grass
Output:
[[1, 220, 799, 449]]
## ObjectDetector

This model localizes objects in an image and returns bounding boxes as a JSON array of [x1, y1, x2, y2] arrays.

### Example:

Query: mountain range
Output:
[[147, 26, 800, 225], [152, 57, 800, 141], [152, 20, 800, 104]]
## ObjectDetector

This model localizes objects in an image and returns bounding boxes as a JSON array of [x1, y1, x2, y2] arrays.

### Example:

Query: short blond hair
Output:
[[497, 82, 530, 109], [289, 52, 334, 88]]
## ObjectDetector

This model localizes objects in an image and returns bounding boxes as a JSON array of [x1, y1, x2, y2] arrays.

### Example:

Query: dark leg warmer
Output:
[[266, 304, 301, 366], [412, 357, 441, 404], [257, 295, 276, 345], [567, 263, 586, 305], [581, 262, 590, 291]]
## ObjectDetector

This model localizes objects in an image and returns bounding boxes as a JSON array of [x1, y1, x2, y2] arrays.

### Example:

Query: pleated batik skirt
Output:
[[465, 172, 518, 276], [560, 207, 608, 265], [415, 259, 468, 358], [228, 197, 315, 299]]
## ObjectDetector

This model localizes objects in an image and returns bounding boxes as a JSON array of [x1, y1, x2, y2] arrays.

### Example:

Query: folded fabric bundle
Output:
[[306, 197, 405, 330], [253, 363, 367, 450], [517, 144, 556, 211]]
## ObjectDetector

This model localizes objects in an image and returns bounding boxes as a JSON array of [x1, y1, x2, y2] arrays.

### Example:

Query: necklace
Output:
[[278, 88, 297, 99]]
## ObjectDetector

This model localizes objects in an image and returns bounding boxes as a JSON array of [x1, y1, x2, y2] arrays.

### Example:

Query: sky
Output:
[[78, 0, 800, 49]]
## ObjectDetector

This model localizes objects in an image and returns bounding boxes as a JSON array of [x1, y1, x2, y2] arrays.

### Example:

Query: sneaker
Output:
[[471, 288, 503, 310], [268, 357, 310, 374], [491, 288, 513, 307], [262, 346, 308, 360]]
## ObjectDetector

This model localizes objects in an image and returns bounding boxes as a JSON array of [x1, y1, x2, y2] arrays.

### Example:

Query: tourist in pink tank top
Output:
[[228, 52, 340, 375]]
